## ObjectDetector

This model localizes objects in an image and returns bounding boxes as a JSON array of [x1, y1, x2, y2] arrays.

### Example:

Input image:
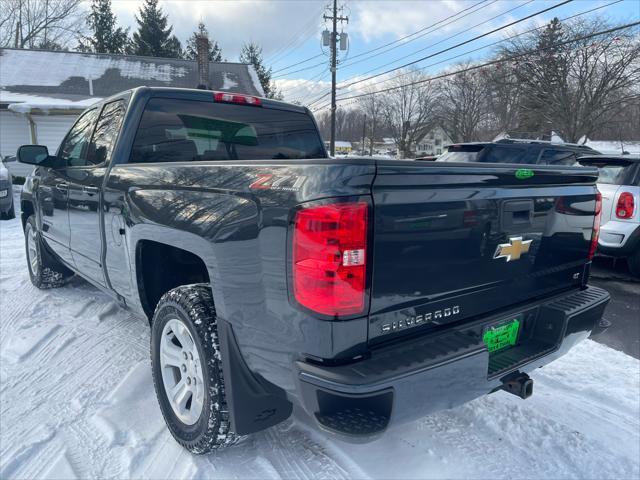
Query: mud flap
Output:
[[217, 318, 293, 435]]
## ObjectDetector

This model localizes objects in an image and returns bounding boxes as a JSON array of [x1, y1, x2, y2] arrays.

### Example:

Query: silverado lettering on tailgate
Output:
[[381, 305, 461, 334]]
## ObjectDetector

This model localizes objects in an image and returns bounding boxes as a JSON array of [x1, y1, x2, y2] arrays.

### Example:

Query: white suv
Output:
[[579, 155, 640, 277]]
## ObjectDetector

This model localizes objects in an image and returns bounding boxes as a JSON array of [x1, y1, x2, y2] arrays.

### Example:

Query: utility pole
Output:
[[361, 114, 366, 156], [323, 1, 348, 156], [44, 0, 48, 47]]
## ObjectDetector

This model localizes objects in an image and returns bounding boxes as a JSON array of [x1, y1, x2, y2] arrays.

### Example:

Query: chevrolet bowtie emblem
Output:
[[493, 237, 532, 262]]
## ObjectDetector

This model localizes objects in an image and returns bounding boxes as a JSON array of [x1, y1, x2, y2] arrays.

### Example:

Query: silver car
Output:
[[0, 156, 15, 220], [579, 155, 640, 277]]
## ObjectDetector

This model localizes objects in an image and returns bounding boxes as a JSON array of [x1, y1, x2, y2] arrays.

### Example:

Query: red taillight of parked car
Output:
[[293, 202, 368, 317], [615, 192, 635, 219], [588, 192, 602, 261]]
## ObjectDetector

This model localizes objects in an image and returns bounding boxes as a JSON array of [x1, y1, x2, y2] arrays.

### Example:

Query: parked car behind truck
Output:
[[578, 155, 640, 277], [0, 156, 15, 220], [438, 138, 599, 165], [18, 87, 610, 454]]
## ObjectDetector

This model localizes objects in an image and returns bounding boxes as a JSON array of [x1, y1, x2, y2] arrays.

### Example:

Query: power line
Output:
[[331, 0, 624, 98], [341, 0, 492, 64], [338, 0, 501, 71], [339, 0, 534, 76], [276, 0, 496, 81], [306, 0, 568, 108], [273, 60, 327, 78], [336, 0, 574, 91], [266, 3, 326, 65], [311, 20, 639, 111], [272, 53, 324, 74]]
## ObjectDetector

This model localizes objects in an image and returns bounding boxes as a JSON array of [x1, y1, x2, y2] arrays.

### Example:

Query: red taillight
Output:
[[213, 91, 262, 106], [292, 202, 368, 317], [588, 192, 602, 261], [615, 192, 635, 219]]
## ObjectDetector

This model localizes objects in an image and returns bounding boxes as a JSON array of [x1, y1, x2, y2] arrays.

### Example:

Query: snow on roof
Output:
[[2, 91, 100, 114], [0, 48, 263, 100], [335, 141, 352, 148], [585, 140, 640, 155]]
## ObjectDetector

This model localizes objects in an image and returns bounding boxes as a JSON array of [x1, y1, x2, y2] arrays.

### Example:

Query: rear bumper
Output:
[[0, 181, 12, 210], [295, 285, 610, 440], [598, 220, 640, 257]]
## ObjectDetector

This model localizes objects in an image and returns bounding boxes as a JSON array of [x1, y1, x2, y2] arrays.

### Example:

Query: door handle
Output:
[[83, 185, 99, 195], [56, 183, 68, 192]]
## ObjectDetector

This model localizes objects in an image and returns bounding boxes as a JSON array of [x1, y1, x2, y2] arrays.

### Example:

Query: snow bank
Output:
[[0, 199, 638, 479]]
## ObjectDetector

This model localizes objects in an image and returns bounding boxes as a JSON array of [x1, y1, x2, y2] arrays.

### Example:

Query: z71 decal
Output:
[[249, 174, 307, 192]]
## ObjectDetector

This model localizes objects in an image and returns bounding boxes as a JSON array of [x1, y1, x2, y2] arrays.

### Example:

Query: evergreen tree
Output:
[[130, 0, 182, 58], [81, 0, 129, 54], [239, 42, 281, 99], [519, 17, 567, 136], [185, 22, 223, 62]]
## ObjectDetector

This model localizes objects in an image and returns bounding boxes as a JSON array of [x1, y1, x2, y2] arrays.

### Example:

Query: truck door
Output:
[[67, 100, 126, 286], [36, 108, 98, 267]]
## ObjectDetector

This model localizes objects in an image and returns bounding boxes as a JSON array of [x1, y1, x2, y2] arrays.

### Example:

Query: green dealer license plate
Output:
[[483, 318, 521, 353]]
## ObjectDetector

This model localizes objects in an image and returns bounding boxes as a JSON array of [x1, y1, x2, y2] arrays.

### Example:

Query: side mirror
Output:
[[17, 145, 52, 166]]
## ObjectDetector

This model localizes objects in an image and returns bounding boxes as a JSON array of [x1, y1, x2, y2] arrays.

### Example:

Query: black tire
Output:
[[151, 284, 236, 454], [7, 201, 15, 220], [24, 215, 74, 289], [628, 249, 640, 278]]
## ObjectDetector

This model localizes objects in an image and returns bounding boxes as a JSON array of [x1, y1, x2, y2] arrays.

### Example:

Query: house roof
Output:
[[0, 48, 264, 111]]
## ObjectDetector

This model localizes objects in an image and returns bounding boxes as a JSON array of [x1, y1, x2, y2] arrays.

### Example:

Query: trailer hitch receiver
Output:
[[501, 372, 533, 399]]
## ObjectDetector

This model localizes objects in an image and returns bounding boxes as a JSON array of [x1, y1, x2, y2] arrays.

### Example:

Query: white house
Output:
[[415, 127, 451, 156], [0, 48, 264, 177]]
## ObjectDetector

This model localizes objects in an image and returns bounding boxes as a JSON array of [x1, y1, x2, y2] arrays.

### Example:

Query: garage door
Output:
[[0, 110, 30, 158], [32, 115, 79, 154]]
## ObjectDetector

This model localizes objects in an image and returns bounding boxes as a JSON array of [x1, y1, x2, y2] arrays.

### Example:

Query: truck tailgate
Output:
[[368, 161, 599, 344]]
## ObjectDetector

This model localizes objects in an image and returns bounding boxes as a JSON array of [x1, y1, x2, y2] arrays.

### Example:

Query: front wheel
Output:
[[24, 215, 73, 288], [151, 284, 236, 454]]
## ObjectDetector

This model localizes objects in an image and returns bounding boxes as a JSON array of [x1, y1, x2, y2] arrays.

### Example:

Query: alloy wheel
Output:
[[160, 318, 205, 425], [26, 225, 38, 277]]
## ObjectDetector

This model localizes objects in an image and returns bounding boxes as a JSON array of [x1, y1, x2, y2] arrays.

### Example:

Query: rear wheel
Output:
[[628, 249, 640, 278], [24, 215, 73, 289], [151, 284, 236, 454]]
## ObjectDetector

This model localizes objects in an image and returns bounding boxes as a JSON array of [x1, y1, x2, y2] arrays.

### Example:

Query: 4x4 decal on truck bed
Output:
[[249, 174, 307, 191]]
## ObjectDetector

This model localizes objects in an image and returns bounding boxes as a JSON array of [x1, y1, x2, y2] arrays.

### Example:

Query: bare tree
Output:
[[0, 0, 85, 49], [358, 89, 382, 155], [437, 63, 487, 143], [380, 69, 439, 157], [480, 60, 523, 138], [502, 17, 640, 142]]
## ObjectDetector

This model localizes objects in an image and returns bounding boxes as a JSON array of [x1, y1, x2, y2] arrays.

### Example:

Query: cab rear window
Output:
[[438, 145, 485, 162], [130, 98, 326, 163]]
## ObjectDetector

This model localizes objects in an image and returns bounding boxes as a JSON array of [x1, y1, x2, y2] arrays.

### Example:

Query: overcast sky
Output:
[[110, 0, 639, 103]]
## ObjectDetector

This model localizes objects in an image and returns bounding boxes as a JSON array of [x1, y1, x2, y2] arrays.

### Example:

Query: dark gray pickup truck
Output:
[[18, 87, 610, 454]]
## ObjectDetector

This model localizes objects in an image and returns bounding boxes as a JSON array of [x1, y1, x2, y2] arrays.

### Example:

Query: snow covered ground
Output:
[[1, 196, 639, 480]]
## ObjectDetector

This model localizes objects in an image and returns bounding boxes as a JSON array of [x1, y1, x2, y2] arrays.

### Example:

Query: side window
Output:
[[58, 109, 98, 168], [540, 149, 577, 166], [86, 101, 126, 166]]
